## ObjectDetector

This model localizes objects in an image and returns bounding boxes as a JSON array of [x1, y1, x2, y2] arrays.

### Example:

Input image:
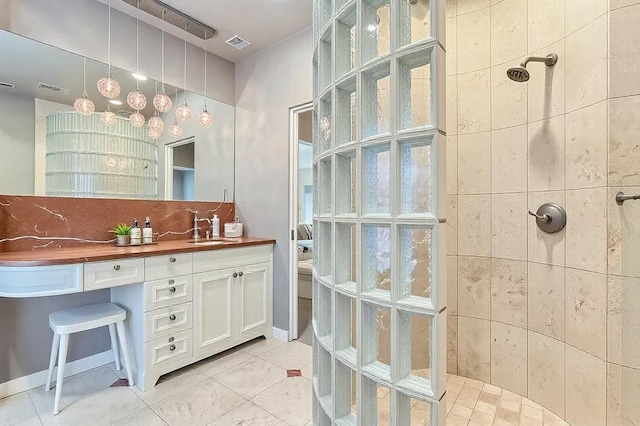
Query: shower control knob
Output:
[[528, 203, 566, 234]]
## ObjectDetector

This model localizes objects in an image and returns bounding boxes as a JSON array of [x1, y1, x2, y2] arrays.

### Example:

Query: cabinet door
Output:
[[193, 268, 235, 355], [237, 262, 271, 337]]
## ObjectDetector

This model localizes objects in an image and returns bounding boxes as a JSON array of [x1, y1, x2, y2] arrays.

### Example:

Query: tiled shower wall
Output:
[[447, 0, 640, 424]]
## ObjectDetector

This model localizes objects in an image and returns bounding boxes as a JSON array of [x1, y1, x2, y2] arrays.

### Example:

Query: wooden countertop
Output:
[[0, 237, 276, 267]]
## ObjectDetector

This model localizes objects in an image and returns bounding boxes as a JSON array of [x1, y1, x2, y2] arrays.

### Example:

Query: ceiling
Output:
[[105, 0, 313, 63]]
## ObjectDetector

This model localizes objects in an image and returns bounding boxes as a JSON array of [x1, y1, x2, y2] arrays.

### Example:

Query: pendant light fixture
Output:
[[130, 111, 145, 127], [169, 86, 183, 138], [97, 0, 121, 99], [127, 0, 147, 111], [198, 29, 214, 129], [148, 125, 162, 140], [175, 22, 193, 122], [100, 106, 117, 126], [153, 10, 172, 114], [74, 58, 95, 116], [149, 81, 165, 133]]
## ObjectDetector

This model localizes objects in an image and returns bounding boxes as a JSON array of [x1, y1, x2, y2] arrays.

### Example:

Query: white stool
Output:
[[45, 303, 134, 415]]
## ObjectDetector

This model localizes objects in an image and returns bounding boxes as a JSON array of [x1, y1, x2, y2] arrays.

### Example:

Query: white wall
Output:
[[0, 92, 34, 195], [235, 28, 313, 331], [0, 0, 235, 105]]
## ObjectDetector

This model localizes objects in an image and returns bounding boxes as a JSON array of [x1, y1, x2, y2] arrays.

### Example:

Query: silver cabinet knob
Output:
[[169, 314, 176, 321], [169, 286, 176, 293], [238, 271, 244, 277], [233, 272, 238, 278], [169, 257, 176, 263], [113, 265, 121, 271], [169, 344, 176, 351]]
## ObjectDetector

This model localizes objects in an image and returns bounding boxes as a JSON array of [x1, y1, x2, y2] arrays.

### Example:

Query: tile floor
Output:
[[0, 338, 568, 426]]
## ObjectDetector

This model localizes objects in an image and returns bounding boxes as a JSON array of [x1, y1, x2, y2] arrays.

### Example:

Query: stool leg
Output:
[[108, 323, 121, 371], [46, 333, 60, 392], [115, 321, 134, 387], [53, 334, 69, 415]]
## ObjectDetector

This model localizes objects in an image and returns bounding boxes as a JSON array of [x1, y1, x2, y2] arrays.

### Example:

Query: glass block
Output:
[[363, 143, 391, 215], [318, 221, 333, 280], [335, 360, 358, 420], [319, 408, 332, 426], [362, 62, 391, 138], [313, 109, 320, 152], [313, 162, 319, 216], [335, 0, 351, 12], [336, 150, 357, 214], [363, 224, 391, 293], [399, 0, 432, 47], [361, 376, 391, 425], [313, 278, 320, 329], [411, 398, 432, 425], [336, 78, 357, 145], [399, 226, 433, 300], [319, 157, 333, 215], [318, 282, 333, 339], [335, 292, 357, 352], [319, 94, 333, 153], [317, 0, 333, 38], [362, 0, 390, 63], [399, 137, 433, 214], [319, 28, 333, 92], [318, 343, 333, 413], [336, 222, 357, 286], [398, 49, 432, 130], [362, 302, 391, 369], [398, 310, 432, 385], [336, 5, 357, 79], [313, 53, 319, 99]]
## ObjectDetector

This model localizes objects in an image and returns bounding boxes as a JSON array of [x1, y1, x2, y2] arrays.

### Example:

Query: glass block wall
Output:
[[46, 112, 157, 199], [312, 0, 447, 424]]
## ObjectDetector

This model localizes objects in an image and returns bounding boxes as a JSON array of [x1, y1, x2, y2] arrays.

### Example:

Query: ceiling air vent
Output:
[[0, 82, 15, 89], [37, 83, 70, 95], [225, 35, 251, 50]]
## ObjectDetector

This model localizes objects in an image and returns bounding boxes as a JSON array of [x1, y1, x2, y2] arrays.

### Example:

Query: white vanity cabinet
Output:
[[112, 244, 273, 391]]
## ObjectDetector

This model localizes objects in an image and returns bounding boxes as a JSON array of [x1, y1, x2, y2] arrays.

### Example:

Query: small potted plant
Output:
[[111, 223, 132, 247]]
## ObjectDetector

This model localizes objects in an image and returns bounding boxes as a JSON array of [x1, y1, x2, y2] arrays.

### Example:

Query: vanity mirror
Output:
[[0, 29, 234, 201]]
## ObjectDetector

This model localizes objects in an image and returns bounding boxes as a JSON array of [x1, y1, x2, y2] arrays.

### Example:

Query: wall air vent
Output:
[[0, 82, 15, 89], [37, 83, 70, 95], [225, 35, 251, 50]]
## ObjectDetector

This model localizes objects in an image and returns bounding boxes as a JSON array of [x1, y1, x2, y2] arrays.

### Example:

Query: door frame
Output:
[[164, 137, 195, 200], [288, 101, 314, 341]]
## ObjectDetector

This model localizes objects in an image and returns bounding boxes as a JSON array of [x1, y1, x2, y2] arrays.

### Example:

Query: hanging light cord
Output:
[[161, 10, 165, 91], [83, 58, 87, 96], [107, 0, 112, 73], [136, 0, 140, 89], [203, 30, 207, 107], [184, 22, 188, 102]]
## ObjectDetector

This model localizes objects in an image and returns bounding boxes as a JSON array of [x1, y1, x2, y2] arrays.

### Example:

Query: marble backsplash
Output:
[[0, 195, 235, 252]]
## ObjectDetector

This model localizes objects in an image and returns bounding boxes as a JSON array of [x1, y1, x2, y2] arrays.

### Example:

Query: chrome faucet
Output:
[[192, 211, 211, 240]]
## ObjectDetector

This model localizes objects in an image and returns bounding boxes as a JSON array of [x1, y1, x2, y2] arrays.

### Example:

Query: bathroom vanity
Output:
[[0, 238, 275, 391]]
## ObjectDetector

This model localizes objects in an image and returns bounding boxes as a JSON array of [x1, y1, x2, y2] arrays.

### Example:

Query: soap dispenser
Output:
[[142, 217, 153, 244], [130, 218, 142, 246], [212, 214, 220, 238]]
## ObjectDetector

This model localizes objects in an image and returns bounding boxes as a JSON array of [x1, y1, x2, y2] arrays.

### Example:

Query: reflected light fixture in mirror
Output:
[[130, 111, 145, 127], [100, 107, 117, 126], [176, 22, 193, 122], [148, 125, 161, 140], [74, 58, 95, 116], [169, 120, 183, 138], [198, 29, 214, 129], [127, 0, 148, 112], [153, 10, 172, 114], [97, 0, 121, 99]]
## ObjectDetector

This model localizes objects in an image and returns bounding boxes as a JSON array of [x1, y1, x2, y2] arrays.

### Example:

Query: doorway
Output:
[[288, 102, 314, 343], [165, 138, 195, 201]]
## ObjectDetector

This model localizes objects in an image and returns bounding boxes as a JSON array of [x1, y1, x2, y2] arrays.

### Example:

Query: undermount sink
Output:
[[188, 238, 241, 245]]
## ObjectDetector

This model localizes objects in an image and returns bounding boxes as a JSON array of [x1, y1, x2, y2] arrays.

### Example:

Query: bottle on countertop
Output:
[[130, 218, 142, 246], [212, 214, 220, 238], [142, 216, 153, 244]]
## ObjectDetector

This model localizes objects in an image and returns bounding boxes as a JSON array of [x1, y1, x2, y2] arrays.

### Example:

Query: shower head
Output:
[[506, 53, 558, 82], [506, 66, 529, 82]]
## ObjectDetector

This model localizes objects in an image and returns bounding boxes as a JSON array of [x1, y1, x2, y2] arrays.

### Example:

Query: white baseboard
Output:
[[0, 350, 114, 399], [272, 327, 289, 342]]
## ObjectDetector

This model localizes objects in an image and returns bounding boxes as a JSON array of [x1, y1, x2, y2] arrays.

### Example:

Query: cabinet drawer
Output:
[[193, 245, 272, 273], [84, 258, 144, 291], [144, 302, 193, 342], [0, 264, 83, 298], [145, 329, 192, 372], [144, 275, 193, 311], [145, 253, 192, 281]]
